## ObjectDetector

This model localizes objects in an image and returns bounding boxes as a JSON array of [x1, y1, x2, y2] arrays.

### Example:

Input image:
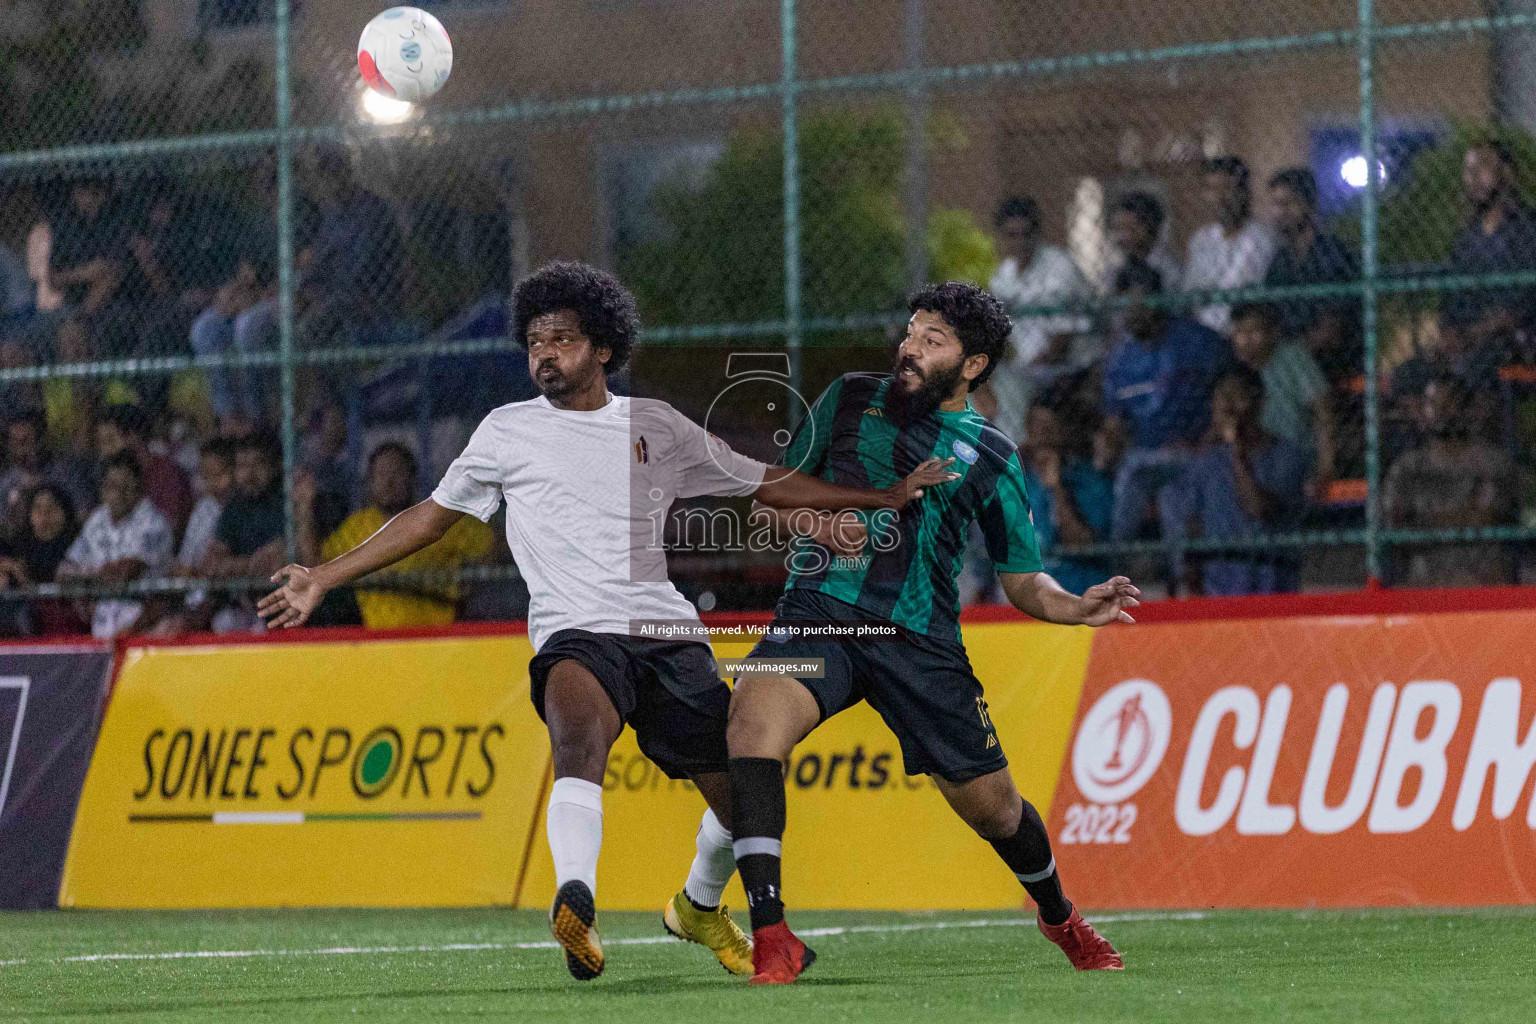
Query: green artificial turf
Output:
[[2, 907, 1531, 1022]]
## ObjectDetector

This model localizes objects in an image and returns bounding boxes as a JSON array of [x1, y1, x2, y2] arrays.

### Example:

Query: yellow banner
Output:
[[64, 621, 1092, 910], [520, 620, 1093, 911], [61, 637, 551, 908]]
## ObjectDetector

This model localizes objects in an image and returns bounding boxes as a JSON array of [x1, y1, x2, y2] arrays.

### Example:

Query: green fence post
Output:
[[276, 0, 298, 563], [903, 0, 929, 293], [782, 0, 803, 398], [1359, 0, 1382, 583]]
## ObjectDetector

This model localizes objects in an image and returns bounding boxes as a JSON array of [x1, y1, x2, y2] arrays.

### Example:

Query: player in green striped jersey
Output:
[[726, 282, 1140, 983]]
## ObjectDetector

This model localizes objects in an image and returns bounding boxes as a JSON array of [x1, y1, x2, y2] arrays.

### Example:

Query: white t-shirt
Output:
[[432, 393, 768, 651], [988, 245, 1094, 368], [178, 494, 224, 569], [1184, 219, 1279, 334], [65, 498, 175, 639]]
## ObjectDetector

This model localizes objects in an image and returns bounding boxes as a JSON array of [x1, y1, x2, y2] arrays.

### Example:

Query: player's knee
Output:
[[955, 791, 1024, 840], [548, 726, 610, 779], [726, 680, 797, 762]]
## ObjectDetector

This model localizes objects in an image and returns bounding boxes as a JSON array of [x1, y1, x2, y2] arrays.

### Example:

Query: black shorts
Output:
[[743, 589, 1007, 783], [529, 629, 730, 779]]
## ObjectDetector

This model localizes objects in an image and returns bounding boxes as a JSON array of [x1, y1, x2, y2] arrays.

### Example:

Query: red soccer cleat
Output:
[[1038, 907, 1124, 970], [748, 921, 817, 984]]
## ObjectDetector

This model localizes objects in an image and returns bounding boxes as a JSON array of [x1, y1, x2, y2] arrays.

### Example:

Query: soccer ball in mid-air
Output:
[[358, 7, 453, 103]]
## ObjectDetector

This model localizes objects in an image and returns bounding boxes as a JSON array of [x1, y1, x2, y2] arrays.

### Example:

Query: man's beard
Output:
[[535, 359, 596, 401], [886, 354, 963, 426]]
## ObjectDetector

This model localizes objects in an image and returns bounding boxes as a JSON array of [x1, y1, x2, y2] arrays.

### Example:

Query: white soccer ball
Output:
[[357, 7, 453, 104]]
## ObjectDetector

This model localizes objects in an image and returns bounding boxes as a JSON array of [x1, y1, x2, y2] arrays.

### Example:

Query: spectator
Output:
[[120, 186, 232, 360], [1393, 140, 1536, 402], [1230, 301, 1336, 493], [298, 401, 357, 538], [1, 485, 88, 636], [95, 405, 193, 539], [189, 255, 273, 426], [0, 329, 39, 432], [315, 442, 493, 628], [1162, 367, 1310, 596], [986, 195, 1094, 442], [25, 209, 65, 318], [48, 178, 125, 320], [1104, 191, 1182, 294], [1263, 167, 1361, 382], [57, 451, 174, 639], [151, 437, 238, 636], [1185, 157, 1279, 335], [1442, 141, 1536, 355], [3, 408, 92, 541], [1019, 405, 1113, 595], [297, 146, 406, 347], [37, 318, 104, 455], [0, 193, 36, 332], [203, 432, 287, 584], [177, 438, 238, 573], [1384, 375, 1520, 588], [1102, 259, 1231, 542], [187, 164, 319, 427]]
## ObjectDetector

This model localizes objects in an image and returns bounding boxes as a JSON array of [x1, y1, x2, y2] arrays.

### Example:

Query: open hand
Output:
[[885, 457, 960, 508], [1078, 576, 1141, 626], [257, 564, 327, 629]]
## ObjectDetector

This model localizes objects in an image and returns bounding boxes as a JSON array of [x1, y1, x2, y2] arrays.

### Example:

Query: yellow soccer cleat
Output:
[[663, 890, 754, 976], [551, 880, 604, 980]]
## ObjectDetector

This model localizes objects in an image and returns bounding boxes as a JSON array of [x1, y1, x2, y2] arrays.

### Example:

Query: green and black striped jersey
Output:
[[779, 372, 1043, 639]]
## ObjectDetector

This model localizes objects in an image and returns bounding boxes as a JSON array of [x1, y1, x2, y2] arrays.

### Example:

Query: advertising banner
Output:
[[1050, 609, 1536, 907], [66, 600, 1536, 911], [61, 636, 552, 908], [0, 644, 112, 910], [66, 621, 1091, 911]]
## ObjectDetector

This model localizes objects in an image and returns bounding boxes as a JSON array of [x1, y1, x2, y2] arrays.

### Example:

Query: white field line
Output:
[[0, 910, 1205, 970]]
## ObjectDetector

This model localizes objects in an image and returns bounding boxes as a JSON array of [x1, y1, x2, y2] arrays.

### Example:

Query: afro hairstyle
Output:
[[511, 260, 640, 374]]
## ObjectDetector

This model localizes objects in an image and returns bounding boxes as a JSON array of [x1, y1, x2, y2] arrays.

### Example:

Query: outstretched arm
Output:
[[753, 458, 959, 512], [998, 571, 1140, 626], [258, 498, 465, 628]]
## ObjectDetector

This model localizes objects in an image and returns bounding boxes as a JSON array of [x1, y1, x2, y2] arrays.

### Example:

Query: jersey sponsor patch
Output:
[[951, 439, 979, 465]]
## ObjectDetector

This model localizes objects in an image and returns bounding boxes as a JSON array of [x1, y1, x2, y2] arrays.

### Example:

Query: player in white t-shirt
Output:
[[258, 261, 956, 981]]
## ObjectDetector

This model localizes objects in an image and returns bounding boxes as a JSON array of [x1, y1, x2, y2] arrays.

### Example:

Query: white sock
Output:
[[547, 777, 603, 895], [682, 808, 736, 909]]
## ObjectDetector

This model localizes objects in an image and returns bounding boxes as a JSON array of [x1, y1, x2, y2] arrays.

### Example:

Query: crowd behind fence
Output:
[[2, 0, 1535, 641]]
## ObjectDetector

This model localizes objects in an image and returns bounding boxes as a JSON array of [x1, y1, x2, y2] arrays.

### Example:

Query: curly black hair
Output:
[[907, 282, 1012, 391], [511, 261, 640, 374]]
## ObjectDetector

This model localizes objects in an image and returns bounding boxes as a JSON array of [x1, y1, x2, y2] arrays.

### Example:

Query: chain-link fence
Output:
[[1, 0, 1534, 638]]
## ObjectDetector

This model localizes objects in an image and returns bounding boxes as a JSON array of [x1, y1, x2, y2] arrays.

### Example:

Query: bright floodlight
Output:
[[1341, 155, 1386, 189], [362, 88, 414, 125]]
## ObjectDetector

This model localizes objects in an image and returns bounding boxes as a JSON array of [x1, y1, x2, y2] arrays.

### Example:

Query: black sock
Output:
[[987, 798, 1073, 926], [729, 756, 786, 931]]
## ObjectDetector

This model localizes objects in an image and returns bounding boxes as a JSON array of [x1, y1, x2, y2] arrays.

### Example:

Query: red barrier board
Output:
[[1051, 609, 1536, 907]]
